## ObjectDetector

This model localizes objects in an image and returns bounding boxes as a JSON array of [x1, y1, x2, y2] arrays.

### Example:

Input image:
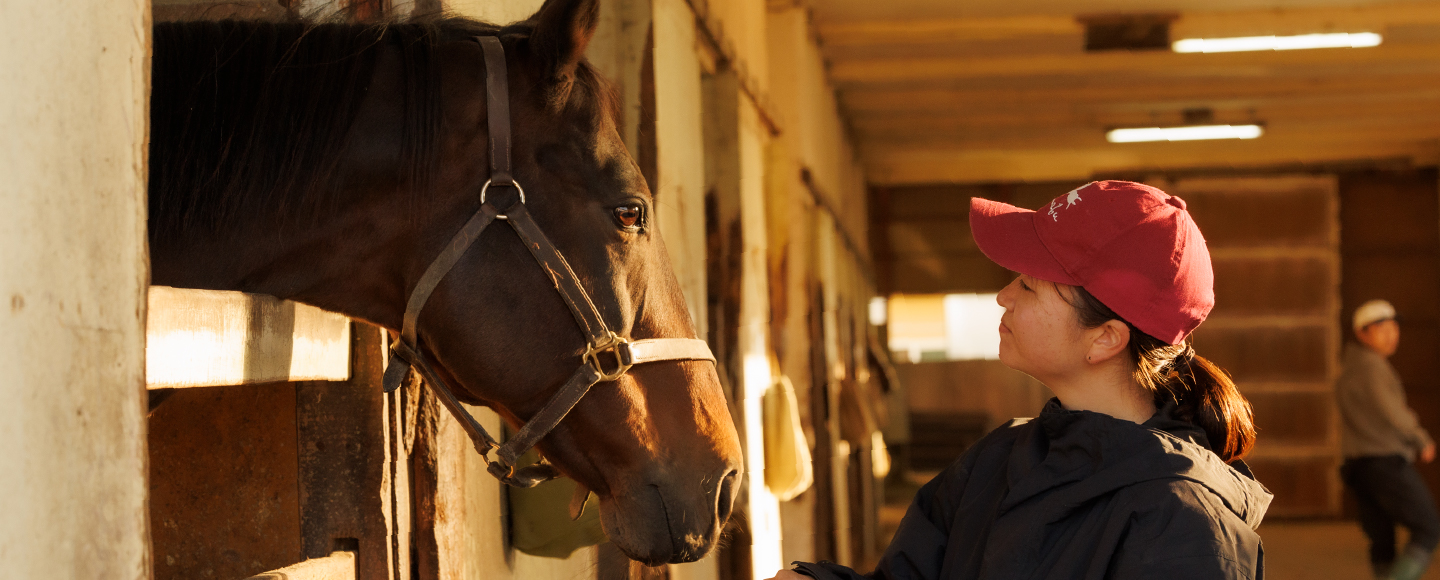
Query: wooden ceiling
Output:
[[808, 0, 1440, 184]]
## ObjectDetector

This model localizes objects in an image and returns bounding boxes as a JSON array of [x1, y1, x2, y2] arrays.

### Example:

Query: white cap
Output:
[[1353, 299, 1397, 330]]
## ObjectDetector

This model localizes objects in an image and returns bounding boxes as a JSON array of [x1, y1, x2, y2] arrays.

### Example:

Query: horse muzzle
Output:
[[599, 464, 741, 565]]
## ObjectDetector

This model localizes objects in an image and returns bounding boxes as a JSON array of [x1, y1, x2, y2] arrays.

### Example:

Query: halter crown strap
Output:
[[477, 36, 514, 188], [379, 35, 719, 489]]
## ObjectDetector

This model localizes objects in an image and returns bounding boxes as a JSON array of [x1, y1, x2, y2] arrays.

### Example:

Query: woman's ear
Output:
[[1086, 319, 1131, 364], [528, 0, 599, 81]]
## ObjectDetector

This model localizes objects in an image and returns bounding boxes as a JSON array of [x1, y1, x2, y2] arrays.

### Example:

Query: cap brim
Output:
[[969, 198, 1079, 286]]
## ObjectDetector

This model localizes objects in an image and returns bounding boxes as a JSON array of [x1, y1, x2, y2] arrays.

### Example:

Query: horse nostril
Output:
[[716, 469, 739, 524]]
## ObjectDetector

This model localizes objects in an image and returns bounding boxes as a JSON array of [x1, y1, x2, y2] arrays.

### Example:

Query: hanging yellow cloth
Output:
[[764, 375, 814, 501]]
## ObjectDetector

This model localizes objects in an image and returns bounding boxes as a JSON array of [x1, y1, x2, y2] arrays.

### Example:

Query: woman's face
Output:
[[995, 274, 1092, 381]]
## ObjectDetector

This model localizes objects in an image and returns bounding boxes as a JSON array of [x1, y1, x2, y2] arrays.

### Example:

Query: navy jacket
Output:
[[796, 399, 1272, 580]]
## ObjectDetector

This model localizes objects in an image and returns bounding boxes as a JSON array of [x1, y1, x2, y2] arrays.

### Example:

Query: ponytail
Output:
[[1068, 287, 1256, 462]]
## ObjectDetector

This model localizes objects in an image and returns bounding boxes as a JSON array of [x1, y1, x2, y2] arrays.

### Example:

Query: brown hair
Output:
[[1067, 286, 1256, 462]]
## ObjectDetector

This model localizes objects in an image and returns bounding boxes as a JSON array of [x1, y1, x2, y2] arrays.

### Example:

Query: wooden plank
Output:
[[848, 91, 1440, 131], [152, 0, 287, 22], [829, 42, 1440, 84], [818, 15, 1078, 46], [856, 117, 1440, 152], [816, 2, 1440, 48], [865, 148, 1425, 186], [296, 323, 396, 580], [841, 74, 1440, 112], [244, 551, 357, 580], [146, 287, 351, 388]]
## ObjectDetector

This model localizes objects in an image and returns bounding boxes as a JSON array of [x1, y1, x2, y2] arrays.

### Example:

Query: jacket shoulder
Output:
[[1110, 479, 1264, 579]]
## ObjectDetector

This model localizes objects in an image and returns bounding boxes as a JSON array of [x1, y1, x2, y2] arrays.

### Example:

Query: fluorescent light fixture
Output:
[[1107, 124, 1264, 143], [1174, 32, 1381, 53]]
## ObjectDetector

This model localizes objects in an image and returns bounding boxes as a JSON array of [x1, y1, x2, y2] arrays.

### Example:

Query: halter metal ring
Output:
[[479, 178, 527, 205], [583, 333, 634, 382]]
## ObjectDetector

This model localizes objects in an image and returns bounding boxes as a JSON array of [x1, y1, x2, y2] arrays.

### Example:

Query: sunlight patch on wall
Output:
[[887, 293, 1003, 363]]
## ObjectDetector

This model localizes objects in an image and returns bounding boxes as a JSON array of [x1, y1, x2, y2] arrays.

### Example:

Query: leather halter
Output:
[[380, 36, 716, 488]]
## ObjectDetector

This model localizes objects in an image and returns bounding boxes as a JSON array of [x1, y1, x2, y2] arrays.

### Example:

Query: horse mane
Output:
[[148, 15, 511, 236]]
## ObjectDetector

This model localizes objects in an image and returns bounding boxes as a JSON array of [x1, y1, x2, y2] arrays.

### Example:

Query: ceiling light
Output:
[[1107, 124, 1264, 143], [1173, 32, 1381, 53]]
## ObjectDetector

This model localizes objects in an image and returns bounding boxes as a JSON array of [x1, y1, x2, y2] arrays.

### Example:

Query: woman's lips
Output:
[[999, 320, 1011, 334]]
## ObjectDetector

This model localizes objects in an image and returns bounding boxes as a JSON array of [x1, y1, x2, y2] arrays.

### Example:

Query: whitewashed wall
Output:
[[0, 0, 151, 578]]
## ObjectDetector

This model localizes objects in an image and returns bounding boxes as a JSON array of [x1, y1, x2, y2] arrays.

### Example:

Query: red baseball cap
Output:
[[969, 180, 1213, 344]]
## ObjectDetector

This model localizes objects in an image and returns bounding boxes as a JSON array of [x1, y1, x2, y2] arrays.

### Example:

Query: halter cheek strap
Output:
[[379, 35, 716, 489]]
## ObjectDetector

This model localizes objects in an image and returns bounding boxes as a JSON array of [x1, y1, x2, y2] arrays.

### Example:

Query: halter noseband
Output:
[[379, 36, 716, 488]]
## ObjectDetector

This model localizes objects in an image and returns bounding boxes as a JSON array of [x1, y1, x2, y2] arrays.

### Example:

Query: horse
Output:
[[148, 0, 742, 565]]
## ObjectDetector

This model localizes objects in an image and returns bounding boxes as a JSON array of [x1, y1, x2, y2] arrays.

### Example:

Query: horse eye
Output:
[[614, 205, 643, 229]]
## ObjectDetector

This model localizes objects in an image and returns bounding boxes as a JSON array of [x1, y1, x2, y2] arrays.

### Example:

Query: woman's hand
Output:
[[763, 570, 809, 580]]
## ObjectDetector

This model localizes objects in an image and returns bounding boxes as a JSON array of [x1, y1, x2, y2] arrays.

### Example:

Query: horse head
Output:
[[147, 0, 743, 566], [401, 0, 742, 564]]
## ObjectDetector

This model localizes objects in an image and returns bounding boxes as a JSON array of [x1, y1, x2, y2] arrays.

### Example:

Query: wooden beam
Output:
[[841, 76, 1440, 113], [242, 551, 355, 580], [146, 287, 351, 389], [856, 118, 1440, 153], [829, 42, 1440, 84], [815, 2, 1440, 48], [818, 14, 1077, 46], [850, 92, 1440, 134], [1173, 2, 1440, 40], [862, 137, 1440, 185]]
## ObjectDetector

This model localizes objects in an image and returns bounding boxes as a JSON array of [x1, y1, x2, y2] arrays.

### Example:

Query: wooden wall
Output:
[[1338, 167, 1440, 509], [1159, 175, 1342, 517], [870, 181, 1086, 295]]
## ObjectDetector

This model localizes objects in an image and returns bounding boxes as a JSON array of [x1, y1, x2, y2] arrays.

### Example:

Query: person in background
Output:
[[1338, 299, 1440, 580], [766, 181, 1271, 580]]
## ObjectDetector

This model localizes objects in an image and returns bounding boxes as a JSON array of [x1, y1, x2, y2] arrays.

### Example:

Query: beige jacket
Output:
[[1336, 343, 1433, 460]]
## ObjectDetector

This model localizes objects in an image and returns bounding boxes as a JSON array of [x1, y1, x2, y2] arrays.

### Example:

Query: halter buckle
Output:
[[583, 333, 634, 382]]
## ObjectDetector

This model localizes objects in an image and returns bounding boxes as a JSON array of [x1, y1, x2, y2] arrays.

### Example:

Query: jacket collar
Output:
[[1001, 398, 1272, 529]]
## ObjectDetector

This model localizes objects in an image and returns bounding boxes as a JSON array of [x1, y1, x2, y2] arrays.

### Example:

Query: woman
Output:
[[769, 180, 1271, 580]]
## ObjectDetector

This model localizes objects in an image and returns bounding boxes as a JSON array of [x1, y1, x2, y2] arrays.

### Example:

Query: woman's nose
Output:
[[996, 279, 1017, 308]]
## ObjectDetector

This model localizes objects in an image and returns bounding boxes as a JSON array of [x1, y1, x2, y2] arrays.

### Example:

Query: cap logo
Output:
[[1046, 185, 1086, 222]]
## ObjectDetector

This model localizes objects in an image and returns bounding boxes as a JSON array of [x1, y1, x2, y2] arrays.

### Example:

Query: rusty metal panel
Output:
[[149, 381, 303, 580]]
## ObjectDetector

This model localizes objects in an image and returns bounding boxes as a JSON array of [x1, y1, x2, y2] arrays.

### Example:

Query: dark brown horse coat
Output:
[[796, 399, 1272, 580], [147, 0, 742, 564]]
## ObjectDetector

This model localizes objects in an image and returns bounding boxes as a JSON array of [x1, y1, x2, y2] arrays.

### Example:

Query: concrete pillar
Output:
[[0, 0, 151, 578], [739, 93, 784, 580]]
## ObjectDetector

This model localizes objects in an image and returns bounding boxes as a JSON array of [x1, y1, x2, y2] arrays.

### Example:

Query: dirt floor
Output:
[[878, 484, 1440, 579], [1260, 520, 1440, 580]]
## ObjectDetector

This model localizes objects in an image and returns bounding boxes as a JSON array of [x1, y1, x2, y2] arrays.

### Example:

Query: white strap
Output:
[[624, 338, 716, 365]]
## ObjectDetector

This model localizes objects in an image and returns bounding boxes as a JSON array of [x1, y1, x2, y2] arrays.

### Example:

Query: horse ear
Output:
[[528, 0, 599, 80]]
